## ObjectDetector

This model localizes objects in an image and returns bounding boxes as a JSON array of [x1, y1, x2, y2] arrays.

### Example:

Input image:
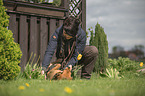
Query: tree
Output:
[[111, 46, 126, 58], [89, 22, 108, 72], [131, 45, 144, 58], [0, 0, 22, 80], [112, 46, 124, 54], [88, 27, 94, 45]]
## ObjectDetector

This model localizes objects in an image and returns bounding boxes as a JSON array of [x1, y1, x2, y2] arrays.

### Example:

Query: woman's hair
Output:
[[63, 16, 80, 36]]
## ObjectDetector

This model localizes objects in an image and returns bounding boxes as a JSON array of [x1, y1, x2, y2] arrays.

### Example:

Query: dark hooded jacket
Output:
[[42, 25, 86, 70]]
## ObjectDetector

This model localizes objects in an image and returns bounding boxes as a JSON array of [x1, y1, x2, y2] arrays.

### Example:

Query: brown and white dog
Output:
[[46, 64, 72, 80]]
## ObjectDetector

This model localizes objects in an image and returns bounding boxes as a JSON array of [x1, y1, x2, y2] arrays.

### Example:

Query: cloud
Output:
[[86, 0, 145, 53]]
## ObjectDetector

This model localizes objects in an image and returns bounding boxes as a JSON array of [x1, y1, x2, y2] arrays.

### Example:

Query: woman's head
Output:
[[63, 16, 80, 38]]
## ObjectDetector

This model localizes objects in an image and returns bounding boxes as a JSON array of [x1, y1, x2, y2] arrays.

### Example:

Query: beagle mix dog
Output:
[[46, 64, 72, 80]]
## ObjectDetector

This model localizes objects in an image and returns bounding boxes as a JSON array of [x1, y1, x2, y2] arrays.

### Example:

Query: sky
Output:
[[86, 0, 145, 53]]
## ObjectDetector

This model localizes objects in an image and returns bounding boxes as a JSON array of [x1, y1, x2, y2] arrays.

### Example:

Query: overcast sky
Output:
[[86, 0, 145, 53]]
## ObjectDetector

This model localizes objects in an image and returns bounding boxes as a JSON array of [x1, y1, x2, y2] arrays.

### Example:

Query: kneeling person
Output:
[[42, 16, 98, 79]]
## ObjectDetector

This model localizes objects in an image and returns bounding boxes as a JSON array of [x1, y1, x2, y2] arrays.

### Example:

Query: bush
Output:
[[89, 23, 108, 72], [0, 0, 22, 80], [108, 57, 140, 74]]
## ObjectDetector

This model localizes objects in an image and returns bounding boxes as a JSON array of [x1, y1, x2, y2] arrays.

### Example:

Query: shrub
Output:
[[108, 57, 140, 74], [89, 22, 108, 72], [0, 0, 22, 80]]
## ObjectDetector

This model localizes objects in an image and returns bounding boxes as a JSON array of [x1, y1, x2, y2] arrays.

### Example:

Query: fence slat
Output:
[[9, 14, 18, 42], [20, 15, 28, 71], [59, 20, 63, 27], [82, 0, 86, 31], [40, 18, 48, 66], [49, 19, 56, 62], [64, 0, 69, 16], [49, 19, 56, 39], [29, 16, 38, 63]]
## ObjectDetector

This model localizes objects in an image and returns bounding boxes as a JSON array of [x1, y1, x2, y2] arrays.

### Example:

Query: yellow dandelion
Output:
[[39, 88, 45, 92], [140, 62, 144, 67], [25, 83, 30, 87], [77, 54, 82, 60], [80, 80, 82, 82], [64, 87, 73, 94], [18, 86, 25, 90], [50, 80, 51, 83]]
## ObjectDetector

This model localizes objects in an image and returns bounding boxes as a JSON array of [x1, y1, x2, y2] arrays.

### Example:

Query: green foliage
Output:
[[71, 65, 83, 79], [100, 68, 122, 79], [0, 0, 22, 80], [89, 22, 108, 72], [21, 0, 61, 7], [85, 30, 89, 39], [0, 3, 9, 27], [52, 0, 61, 7], [21, 0, 48, 3], [21, 63, 42, 79], [19, 54, 44, 80], [88, 27, 94, 45], [108, 57, 141, 74]]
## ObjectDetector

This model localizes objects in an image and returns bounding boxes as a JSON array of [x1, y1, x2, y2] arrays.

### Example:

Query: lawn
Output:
[[0, 73, 145, 96]]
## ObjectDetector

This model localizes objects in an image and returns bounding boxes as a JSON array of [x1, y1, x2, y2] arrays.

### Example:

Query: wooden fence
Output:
[[3, 0, 86, 71]]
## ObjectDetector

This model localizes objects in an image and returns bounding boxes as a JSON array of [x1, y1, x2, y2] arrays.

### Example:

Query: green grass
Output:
[[0, 73, 145, 96]]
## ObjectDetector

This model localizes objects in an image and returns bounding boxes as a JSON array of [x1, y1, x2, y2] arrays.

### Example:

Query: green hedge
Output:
[[0, 0, 22, 80]]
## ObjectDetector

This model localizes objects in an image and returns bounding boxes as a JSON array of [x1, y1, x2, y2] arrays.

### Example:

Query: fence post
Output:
[[82, 0, 86, 31], [64, 0, 69, 17]]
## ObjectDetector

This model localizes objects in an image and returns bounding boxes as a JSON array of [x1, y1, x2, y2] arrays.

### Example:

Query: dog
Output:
[[46, 64, 62, 80], [46, 64, 72, 80], [57, 67, 72, 80]]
